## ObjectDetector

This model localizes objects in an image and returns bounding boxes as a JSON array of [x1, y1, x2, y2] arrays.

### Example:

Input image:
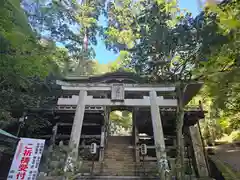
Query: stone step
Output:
[[99, 136, 135, 176], [41, 175, 199, 180], [106, 151, 132, 153], [103, 161, 132, 164], [101, 165, 137, 169], [102, 163, 136, 166], [104, 155, 133, 158], [105, 148, 133, 152], [107, 136, 132, 143], [105, 150, 133, 154], [104, 156, 133, 159], [100, 168, 137, 172], [105, 151, 133, 154], [105, 149, 132, 151], [76, 176, 159, 180], [76, 175, 199, 180]]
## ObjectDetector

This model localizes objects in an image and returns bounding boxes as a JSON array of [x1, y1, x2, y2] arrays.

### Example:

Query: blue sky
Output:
[[95, 0, 201, 64]]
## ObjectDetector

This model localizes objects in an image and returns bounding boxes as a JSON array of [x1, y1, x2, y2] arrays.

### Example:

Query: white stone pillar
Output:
[[99, 125, 105, 161], [69, 90, 87, 159], [51, 124, 58, 146], [132, 108, 140, 162], [149, 91, 168, 177]]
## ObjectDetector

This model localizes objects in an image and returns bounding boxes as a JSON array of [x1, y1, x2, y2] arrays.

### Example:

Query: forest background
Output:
[[0, 0, 239, 144]]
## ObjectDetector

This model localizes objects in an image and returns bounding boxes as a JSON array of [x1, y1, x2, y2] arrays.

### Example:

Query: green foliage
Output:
[[108, 51, 134, 72], [41, 142, 83, 179], [0, 1, 68, 128], [103, 0, 140, 51], [195, 0, 240, 139], [0, 1, 239, 178], [23, 116, 52, 138], [229, 130, 240, 142], [21, 0, 106, 75], [109, 110, 132, 136], [91, 50, 134, 75], [186, 0, 240, 142], [91, 60, 110, 74], [110, 110, 132, 130]]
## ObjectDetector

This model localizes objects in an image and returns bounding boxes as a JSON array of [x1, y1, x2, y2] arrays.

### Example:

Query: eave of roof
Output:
[[184, 82, 203, 105], [61, 71, 147, 83]]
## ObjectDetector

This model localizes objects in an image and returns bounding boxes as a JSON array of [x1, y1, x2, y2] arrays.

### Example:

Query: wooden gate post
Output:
[[189, 125, 209, 177]]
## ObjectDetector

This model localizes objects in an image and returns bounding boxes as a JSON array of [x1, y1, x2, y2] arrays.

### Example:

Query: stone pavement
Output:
[[213, 143, 240, 172], [208, 143, 240, 180]]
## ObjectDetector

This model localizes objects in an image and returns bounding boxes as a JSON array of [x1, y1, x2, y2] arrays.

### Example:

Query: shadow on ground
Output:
[[208, 157, 225, 180]]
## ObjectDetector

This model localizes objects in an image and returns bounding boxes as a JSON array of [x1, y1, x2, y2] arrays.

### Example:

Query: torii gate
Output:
[[58, 82, 175, 172], [56, 76, 209, 178]]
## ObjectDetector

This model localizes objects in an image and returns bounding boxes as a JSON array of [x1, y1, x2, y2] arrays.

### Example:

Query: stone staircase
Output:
[[44, 135, 204, 180], [78, 136, 160, 179], [76, 136, 202, 179], [76, 176, 159, 179], [101, 136, 136, 176]]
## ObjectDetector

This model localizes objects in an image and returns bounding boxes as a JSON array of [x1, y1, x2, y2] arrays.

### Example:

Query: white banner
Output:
[[7, 138, 45, 180]]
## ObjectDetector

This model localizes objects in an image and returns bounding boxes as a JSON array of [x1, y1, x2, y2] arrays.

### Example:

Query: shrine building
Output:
[[12, 71, 211, 179]]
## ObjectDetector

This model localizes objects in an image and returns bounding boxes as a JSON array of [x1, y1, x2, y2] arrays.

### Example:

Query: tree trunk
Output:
[[175, 83, 185, 180]]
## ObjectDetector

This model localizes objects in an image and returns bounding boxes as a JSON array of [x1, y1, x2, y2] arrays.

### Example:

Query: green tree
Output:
[[104, 1, 203, 179], [110, 110, 132, 135], [108, 50, 133, 72], [194, 0, 240, 138], [21, 0, 106, 75], [0, 0, 68, 128]]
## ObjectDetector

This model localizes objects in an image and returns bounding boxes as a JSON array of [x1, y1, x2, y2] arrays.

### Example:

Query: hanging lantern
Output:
[[140, 144, 147, 156], [90, 143, 97, 154]]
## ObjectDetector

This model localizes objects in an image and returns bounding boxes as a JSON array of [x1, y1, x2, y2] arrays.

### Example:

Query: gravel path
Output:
[[212, 143, 240, 172]]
